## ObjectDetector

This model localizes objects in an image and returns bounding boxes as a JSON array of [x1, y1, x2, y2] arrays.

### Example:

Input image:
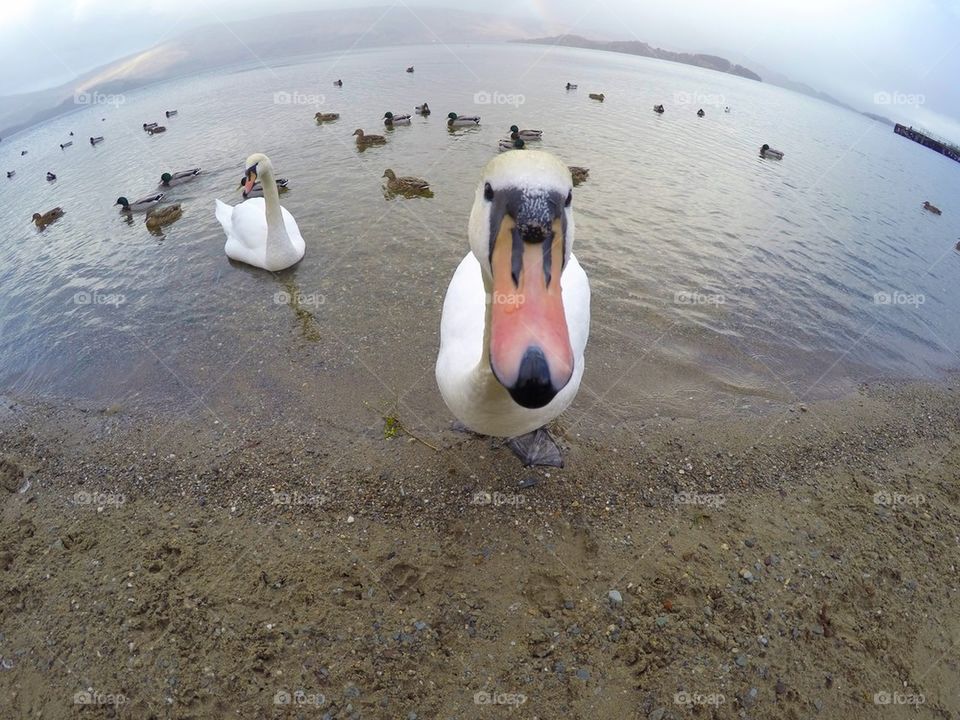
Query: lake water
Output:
[[1, 43, 958, 436]]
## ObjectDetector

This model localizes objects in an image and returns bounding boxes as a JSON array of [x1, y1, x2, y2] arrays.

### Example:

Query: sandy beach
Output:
[[1, 377, 957, 719]]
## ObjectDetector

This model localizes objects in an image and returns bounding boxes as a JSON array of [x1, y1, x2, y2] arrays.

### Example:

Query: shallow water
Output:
[[1, 43, 958, 433]]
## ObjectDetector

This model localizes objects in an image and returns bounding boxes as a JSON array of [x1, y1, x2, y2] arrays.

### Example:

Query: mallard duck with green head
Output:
[[159, 169, 201, 187]]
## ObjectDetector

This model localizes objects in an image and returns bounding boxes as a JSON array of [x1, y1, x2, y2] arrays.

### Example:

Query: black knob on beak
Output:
[[508, 347, 558, 409]]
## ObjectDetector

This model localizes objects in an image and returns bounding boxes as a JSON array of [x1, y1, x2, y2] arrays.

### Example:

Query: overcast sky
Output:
[[2, 0, 959, 139]]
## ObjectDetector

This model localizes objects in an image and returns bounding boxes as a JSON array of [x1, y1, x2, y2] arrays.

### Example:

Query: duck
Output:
[[588, 93, 605, 102], [243, 177, 289, 199], [32, 208, 64, 228], [115, 193, 165, 212], [566, 83, 578, 90], [159, 168, 201, 187], [165, 110, 178, 118], [143, 122, 158, 131], [415, 103, 431, 115], [46, 172, 57, 182], [436, 150, 590, 467], [923, 201, 942, 215], [90, 136, 104, 145], [406, 66, 415, 73], [759, 144, 784, 160], [724, 106, 731, 113], [447, 112, 480, 127], [333, 79, 343, 87], [314, 112, 340, 122], [383, 111, 412, 127], [653, 104, 665, 114], [6, 171, 15, 178], [382, 168, 431, 196], [20, 150, 28, 156], [353, 128, 387, 148], [60, 141, 73, 149], [145, 203, 183, 231], [569, 166, 589, 186], [498, 137, 525, 152], [697, 108, 705, 117], [147, 126, 166, 135], [510, 125, 542, 141], [215, 153, 305, 271]]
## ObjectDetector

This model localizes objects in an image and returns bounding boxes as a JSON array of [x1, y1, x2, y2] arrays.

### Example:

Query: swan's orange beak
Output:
[[242, 168, 258, 195], [489, 213, 573, 409]]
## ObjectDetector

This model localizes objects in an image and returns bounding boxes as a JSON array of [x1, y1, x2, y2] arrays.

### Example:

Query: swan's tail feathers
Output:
[[214, 199, 233, 235]]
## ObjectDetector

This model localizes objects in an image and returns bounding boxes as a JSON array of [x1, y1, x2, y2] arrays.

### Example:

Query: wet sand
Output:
[[1, 378, 958, 719]]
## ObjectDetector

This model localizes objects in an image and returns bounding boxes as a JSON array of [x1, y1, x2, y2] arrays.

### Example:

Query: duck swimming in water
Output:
[[697, 108, 705, 117], [353, 129, 387, 148], [314, 112, 340, 122], [333, 79, 343, 87], [566, 83, 578, 90], [382, 169, 432, 197], [115, 193, 164, 212], [923, 201, 942, 215], [90, 136, 104, 145], [415, 103, 431, 115], [32, 208, 64, 228], [447, 112, 481, 127], [46, 172, 56, 181], [498, 137, 525, 152], [588, 93, 605, 102], [760, 144, 784, 160], [509, 125, 542, 141], [159, 169, 201, 187], [384, 111, 412, 126], [653, 104, 665, 114], [436, 150, 591, 466]]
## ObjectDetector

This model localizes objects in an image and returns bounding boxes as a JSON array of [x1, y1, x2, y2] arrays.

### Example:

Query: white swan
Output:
[[436, 150, 590, 466], [215, 153, 305, 271]]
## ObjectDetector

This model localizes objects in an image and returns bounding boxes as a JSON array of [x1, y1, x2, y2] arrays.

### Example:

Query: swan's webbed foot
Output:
[[507, 428, 564, 467]]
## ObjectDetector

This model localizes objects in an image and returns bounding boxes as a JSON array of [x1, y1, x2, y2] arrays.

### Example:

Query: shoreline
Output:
[[1, 377, 959, 717]]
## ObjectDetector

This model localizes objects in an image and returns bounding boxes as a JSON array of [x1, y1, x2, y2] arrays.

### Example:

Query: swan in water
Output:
[[436, 150, 590, 466], [215, 153, 305, 271]]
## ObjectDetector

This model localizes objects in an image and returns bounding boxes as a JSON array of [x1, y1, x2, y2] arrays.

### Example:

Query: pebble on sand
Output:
[[607, 589, 623, 607]]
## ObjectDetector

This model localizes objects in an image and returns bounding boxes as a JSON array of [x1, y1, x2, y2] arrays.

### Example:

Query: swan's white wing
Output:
[[280, 207, 306, 261], [437, 253, 486, 381], [562, 255, 591, 362], [217, 198, 268, 267]]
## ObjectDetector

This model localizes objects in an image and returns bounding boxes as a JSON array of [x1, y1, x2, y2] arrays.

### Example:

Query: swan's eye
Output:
[[484, 183, 494, 201], [565, 191, 573, 207]]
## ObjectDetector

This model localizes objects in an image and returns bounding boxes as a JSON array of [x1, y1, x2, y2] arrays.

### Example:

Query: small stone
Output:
[[775, 679, 787, 695], [575, 668, 589, 681], [758, 635, 769, 647], [346, 515, 355, 524], [655, 616, 669, 628], [813, 698, 823, 712], [648, 709, 666, 720], [518, 476, 539, 489], [744, 537, 756, 548], [413, 621, 427, 631], [607, 590, 623, 608], [735, 654, 748, 668], [739, 569, 754, 582]]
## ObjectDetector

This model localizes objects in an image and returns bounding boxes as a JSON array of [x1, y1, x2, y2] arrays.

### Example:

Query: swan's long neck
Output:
[[260, 163, 291, 256]]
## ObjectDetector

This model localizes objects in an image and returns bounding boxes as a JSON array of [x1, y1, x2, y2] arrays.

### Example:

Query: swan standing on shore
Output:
[[436, 151, 590, 466], [215, 153, 305, 271]]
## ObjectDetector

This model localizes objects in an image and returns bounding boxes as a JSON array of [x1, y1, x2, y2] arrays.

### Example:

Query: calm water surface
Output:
[[1, 44, 958, 436]]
